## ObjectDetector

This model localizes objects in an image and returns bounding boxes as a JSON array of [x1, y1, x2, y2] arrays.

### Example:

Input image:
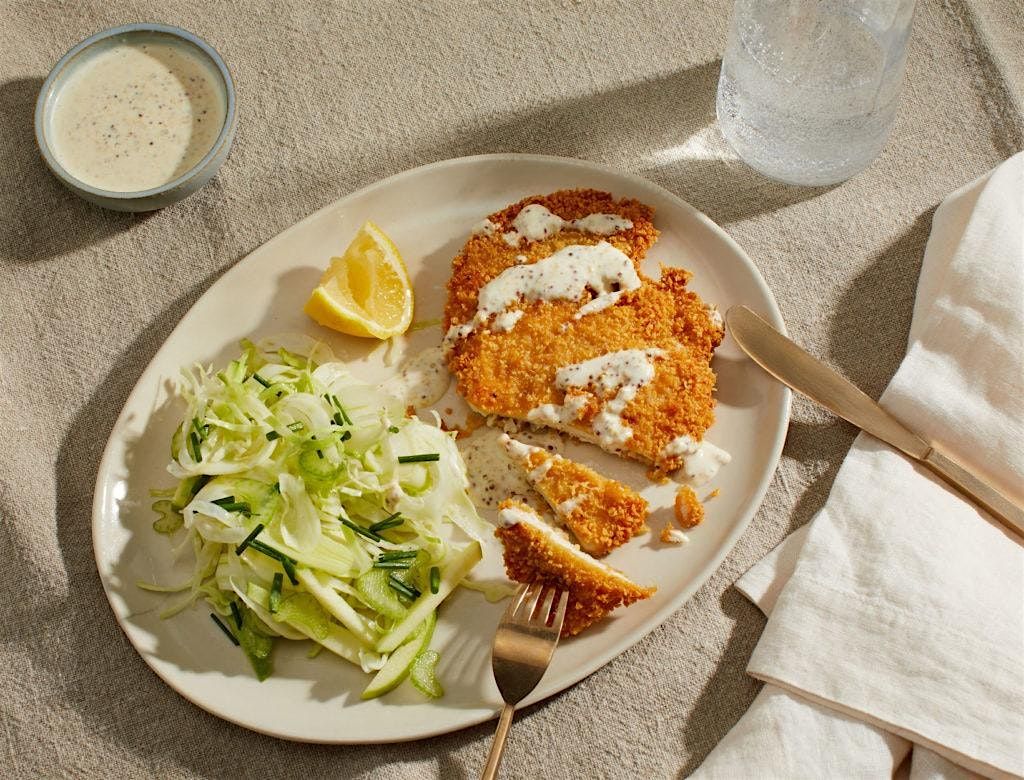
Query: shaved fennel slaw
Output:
[[143, 340, 485, 699]]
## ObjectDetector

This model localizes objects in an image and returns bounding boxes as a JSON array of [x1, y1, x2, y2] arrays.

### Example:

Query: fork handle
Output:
[[481, 704, 515, 780]]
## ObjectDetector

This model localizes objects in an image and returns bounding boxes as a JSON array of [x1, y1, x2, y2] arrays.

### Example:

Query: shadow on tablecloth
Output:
[[307, 59, 836, 230], [0, 77, 152, 265]]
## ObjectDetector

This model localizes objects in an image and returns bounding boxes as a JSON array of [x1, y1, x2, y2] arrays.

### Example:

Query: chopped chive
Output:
[[247, 539, 299, 584], [387, 574, 420, 600], [326, 395, 353, 425], [340, 430, 352, 442], [266, 430, 281, 441], [188, 431, 203, 462], [315, 449, 324, 459], [281, 557, 299, 586], [212, 496, 236, 506], [339, 516, 382, 542], [397, 453, 440, 463], [286, 421, 304, 432], [388, 426, 400, 433], [376, 549, 419, 562], [332, 412, 344, 426], [234, 523, 265, 555], [191, 417, 206, 439], [373, 560, 414, 569], [248, 539, 285, 561], [210, 613, 239, 645], [229, 600, 243, 629], [369, 512, 404, 533], [218, 501, 251, 515], [252, 373, 271, 388], [429, 566, 441, 594], [268, 572, 283, 613]]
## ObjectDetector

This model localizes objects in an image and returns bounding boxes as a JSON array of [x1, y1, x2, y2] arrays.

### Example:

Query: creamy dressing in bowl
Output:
[[49, 38, 227, 192], [36, 24, 235, 210]]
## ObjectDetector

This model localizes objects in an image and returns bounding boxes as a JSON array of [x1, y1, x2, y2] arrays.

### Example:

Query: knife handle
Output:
[[922, 447, 1024, 539]]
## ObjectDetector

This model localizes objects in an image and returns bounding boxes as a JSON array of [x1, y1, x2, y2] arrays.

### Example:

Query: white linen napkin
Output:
[[694, 152, 1024, 779]]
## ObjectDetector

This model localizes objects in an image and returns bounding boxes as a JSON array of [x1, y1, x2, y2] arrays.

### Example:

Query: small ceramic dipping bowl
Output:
[[34, 23, 237, 212]]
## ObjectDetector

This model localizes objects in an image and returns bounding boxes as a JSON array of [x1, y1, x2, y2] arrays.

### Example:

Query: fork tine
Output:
[[536, 586, 556, 625], [514, 583, 543, 621], [551, 589, 569, 633], [505, 582, 531, 619]]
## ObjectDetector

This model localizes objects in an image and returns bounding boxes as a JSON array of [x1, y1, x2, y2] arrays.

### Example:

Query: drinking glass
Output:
[[716, 0, 916, 186]]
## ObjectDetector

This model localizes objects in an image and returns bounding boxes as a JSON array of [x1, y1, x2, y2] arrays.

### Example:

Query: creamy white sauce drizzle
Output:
[[380, 346, 450, 408], [492, 310, 524, 333], [442, 323, 474, 355], [497, 504, 635, 582], [571, 213, 635, 234], [500, 434, 534, 461], [500, 433, 555, 483], [662, 434, 732, 485], [705, 304, 723, 330], [526, 392, 590, 428], [664, 527, 690, 545], [499, 204, 634, 247], [528, 458, 554, 483], [445, 241, 641, 346], [574, 290, 624, 319], [557, 495, 585, 516], [528, 349, 665, 448], [472, 219, 499, 236]]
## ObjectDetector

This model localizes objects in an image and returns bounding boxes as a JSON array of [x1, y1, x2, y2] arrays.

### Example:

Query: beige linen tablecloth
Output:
[[2, 2, 1021, 777]]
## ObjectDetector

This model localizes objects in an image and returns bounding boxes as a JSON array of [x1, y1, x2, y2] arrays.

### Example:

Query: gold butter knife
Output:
[[727, 305, 1024, 540]]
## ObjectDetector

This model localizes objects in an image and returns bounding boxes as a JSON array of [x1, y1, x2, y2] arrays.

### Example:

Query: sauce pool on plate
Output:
[[50, 39, 226, 192]]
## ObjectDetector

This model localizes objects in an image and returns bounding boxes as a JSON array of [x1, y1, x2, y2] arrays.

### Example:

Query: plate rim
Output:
[[91, 152, 791, 743]]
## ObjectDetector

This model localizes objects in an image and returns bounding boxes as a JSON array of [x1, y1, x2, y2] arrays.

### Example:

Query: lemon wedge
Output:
[[304, 222, 413, 339]]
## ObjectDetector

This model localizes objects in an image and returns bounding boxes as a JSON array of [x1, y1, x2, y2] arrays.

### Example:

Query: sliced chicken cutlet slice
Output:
[[495, 500, 655, 637], [499, 434, 647, 556], [444, 189, 728, 480]]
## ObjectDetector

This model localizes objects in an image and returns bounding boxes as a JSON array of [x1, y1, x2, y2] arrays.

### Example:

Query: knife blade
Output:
[[727, 305, 1024, 540]]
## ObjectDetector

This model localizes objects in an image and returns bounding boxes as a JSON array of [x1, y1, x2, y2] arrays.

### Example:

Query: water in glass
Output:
[[717, 0, 915, 186]]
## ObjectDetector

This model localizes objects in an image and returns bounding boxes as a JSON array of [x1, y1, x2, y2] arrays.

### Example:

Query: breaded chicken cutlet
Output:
[[500, 434, 647, 556], [444, 189, 729, 480], [495, 500, 655, 637]]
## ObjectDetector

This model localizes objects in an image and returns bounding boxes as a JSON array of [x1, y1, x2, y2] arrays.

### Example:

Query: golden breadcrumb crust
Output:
[[506, 440, 648, 556], [494, 500, 655, 637], [445, 189, 723, 477], [674, 485, 705, 529]]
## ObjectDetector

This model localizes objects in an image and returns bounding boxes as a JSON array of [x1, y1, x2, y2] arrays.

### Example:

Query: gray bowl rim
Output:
[[34, 22, 237, 199]]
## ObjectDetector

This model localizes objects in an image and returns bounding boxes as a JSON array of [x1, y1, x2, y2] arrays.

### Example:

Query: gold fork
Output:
[[481, 583, 569, 780]]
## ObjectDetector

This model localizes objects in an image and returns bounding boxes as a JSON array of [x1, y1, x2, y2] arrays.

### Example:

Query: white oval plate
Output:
[[93, 154, 789, 743]]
